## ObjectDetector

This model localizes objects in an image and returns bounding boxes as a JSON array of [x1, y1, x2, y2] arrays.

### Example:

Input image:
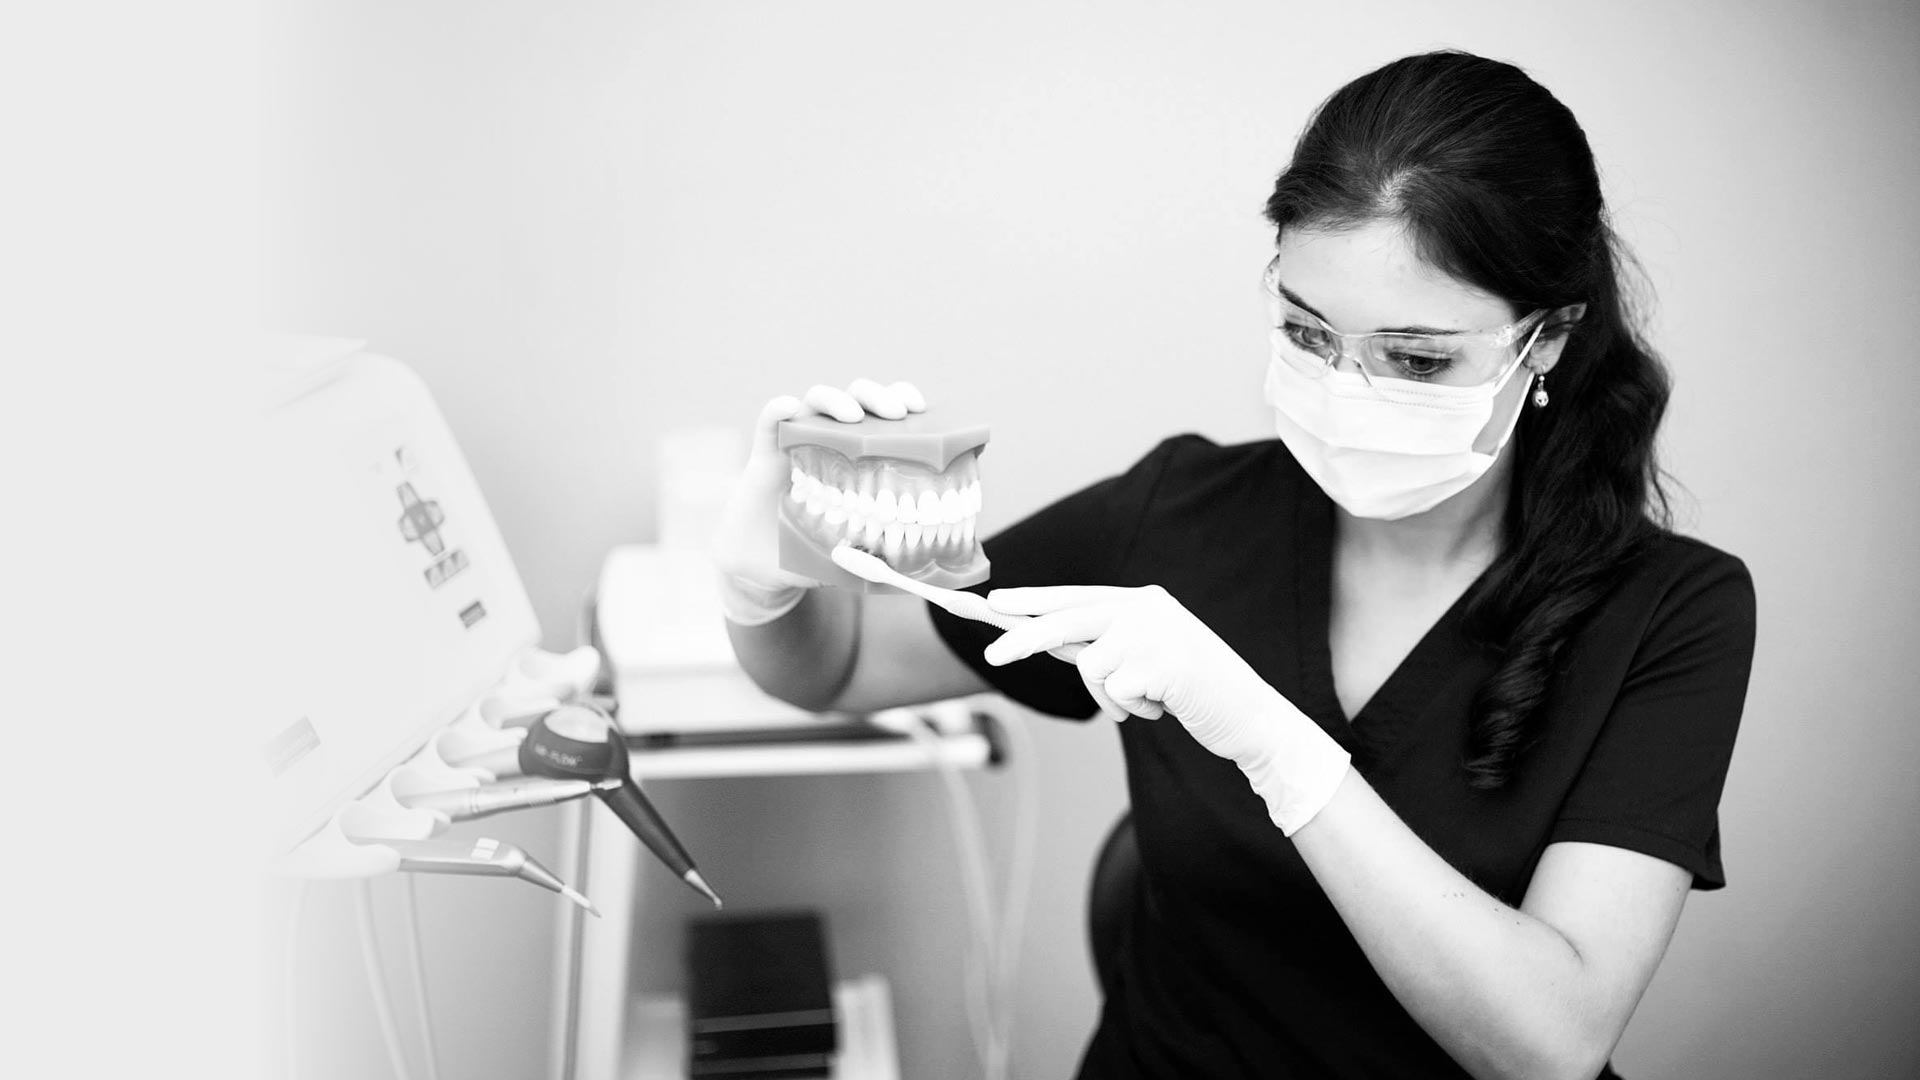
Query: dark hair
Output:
[[1263, 51, 1673, 790]]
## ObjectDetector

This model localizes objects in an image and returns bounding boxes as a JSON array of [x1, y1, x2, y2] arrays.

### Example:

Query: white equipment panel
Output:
[[257, 340, 539, 854]]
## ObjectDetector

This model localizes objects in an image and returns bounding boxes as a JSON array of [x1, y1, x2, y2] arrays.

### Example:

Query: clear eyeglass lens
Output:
[[1268, 293, 1518, 388], [1360, 335, 1489, 386]]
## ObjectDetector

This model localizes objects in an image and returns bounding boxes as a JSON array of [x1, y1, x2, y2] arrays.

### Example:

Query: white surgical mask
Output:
[[1262, 329, 1534, 520]]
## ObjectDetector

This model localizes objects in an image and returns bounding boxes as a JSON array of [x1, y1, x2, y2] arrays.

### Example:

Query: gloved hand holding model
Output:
[[713, 378, 927, 624], [981, 584, 1352, 837]]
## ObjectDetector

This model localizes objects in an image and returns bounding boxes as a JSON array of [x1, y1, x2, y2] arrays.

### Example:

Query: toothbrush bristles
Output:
[[833, 541, 902, 583]]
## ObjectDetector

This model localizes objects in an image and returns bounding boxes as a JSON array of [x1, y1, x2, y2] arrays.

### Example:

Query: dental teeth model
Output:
[[777, 409, 990, 591]]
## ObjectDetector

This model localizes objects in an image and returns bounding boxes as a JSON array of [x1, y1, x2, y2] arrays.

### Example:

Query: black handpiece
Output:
[[520, 703, 722, 908]]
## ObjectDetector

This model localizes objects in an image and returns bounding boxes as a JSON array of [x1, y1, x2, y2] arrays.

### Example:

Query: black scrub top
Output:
[[927, 435, 1756, 1080]]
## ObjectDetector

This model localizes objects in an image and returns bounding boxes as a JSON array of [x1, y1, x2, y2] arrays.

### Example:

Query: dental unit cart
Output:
[[261, 338, 990, 1078], [260, 338, 704, 1078]]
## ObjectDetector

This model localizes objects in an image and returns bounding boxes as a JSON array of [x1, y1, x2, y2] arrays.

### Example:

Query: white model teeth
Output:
[[785, 452, 986, 571]]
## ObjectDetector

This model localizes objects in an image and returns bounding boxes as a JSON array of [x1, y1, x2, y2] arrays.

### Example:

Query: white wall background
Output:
[[263, 1, 1920, 1077]]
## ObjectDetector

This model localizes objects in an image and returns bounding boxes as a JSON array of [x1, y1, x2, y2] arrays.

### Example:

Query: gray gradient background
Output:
[[263, 1, 1920, 1077]]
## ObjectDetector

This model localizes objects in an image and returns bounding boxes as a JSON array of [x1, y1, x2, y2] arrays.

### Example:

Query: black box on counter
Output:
[[686, 910, 837, 1078]]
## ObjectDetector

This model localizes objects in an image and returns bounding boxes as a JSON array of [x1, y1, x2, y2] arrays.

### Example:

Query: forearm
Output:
[[1290, 771, 1612, 1080], [724, 587, 861, 712]]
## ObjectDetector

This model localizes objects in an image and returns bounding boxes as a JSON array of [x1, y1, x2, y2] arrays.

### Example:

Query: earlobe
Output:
[[1526, 343, 1563, 376], [1523, 336, 1564, 377]]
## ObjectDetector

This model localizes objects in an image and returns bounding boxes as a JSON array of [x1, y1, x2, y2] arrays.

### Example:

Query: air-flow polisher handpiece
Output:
[[520, 703, 723, 909]]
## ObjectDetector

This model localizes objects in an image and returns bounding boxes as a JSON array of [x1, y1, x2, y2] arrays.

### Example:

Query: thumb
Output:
[[750, 395, 804, 460]]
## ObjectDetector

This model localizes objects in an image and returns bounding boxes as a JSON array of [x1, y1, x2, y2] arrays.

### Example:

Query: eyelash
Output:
[[1383, 350, 1452, 379], [1283, 319, 1456, 381], [1283, 318, 1331, 351]]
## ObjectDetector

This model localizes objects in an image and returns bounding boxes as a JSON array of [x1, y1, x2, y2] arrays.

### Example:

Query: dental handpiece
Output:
[[397, 777, 611, 822], [381, 837, 600, 917], [520, 703, 723, 909]]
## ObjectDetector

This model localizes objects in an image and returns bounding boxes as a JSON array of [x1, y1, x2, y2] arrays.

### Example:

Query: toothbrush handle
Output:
[[853, 553, 1086, 665], [963, 603, 1086, 664]]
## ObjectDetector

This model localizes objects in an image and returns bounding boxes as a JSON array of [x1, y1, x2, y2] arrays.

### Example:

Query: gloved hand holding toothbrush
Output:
[[714, 378, 926, 625], [980, 584, 1352, 836]]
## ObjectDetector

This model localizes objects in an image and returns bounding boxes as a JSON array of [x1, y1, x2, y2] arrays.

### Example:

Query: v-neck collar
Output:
[[1292, 486, 1489, 766]]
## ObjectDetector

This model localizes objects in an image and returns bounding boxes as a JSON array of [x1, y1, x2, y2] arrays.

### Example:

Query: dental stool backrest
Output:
[[1088, 809, 1140, 1001]]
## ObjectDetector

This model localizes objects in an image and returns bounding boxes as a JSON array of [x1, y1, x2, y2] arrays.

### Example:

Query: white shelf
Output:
[[622, 973, 900, 1080], [626, 729, 993, 780]]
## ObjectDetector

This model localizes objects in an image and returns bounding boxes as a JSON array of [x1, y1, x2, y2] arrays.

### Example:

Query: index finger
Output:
[[801, 384, 865, 423], [981, 606, 1113, 666], [847, 378, 908, 420]]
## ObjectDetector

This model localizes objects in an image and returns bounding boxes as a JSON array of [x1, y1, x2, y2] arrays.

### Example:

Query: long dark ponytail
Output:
[[1263, 51, 1672, 789]]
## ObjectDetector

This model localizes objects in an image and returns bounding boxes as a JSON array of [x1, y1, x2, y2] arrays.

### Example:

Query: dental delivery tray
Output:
[[256, 338, 541, 854], [597, 544, 825, 736]]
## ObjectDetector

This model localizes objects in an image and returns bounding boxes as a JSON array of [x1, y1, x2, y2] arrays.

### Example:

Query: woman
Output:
[[715, 51, 1754, 1080]]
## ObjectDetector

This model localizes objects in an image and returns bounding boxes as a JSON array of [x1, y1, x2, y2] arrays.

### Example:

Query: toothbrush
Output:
[[830, 543, 1085, 663]]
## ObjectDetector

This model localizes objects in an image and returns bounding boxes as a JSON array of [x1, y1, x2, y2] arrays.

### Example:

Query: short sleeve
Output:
[[927, 436, 1189, 719], [1549, 546, 1758, 889]]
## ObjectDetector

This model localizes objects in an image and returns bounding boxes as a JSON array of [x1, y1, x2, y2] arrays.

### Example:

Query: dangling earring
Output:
[[1531, 372, 1550, 409]]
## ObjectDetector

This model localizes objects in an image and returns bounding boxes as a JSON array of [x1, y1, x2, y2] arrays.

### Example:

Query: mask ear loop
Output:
[[1471, 317, 1553, 457], [1510, 314, 1551, 407]]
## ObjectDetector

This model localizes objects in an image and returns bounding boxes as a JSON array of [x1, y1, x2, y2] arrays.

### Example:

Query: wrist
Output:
[[717, 570, 809, 627], [1235, 695, 1352, 837]]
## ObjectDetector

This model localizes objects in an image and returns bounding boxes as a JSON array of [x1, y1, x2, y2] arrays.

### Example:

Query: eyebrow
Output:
[[1273, 279, 1464, 337]]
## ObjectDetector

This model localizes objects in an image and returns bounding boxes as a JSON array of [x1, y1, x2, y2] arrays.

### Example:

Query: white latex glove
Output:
[[980, 584, 1351, 836], [713, 378, 927, 625]]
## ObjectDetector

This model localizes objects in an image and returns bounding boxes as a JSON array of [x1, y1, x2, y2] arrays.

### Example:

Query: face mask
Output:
[[1262, 329, 1534, 520]]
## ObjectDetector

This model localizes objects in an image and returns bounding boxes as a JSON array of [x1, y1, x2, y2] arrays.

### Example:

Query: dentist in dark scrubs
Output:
[[717, 50, 1755, 1080]]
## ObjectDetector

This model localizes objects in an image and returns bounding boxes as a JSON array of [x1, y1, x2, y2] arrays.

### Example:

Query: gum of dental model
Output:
[[777, 410, 991, 592]]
